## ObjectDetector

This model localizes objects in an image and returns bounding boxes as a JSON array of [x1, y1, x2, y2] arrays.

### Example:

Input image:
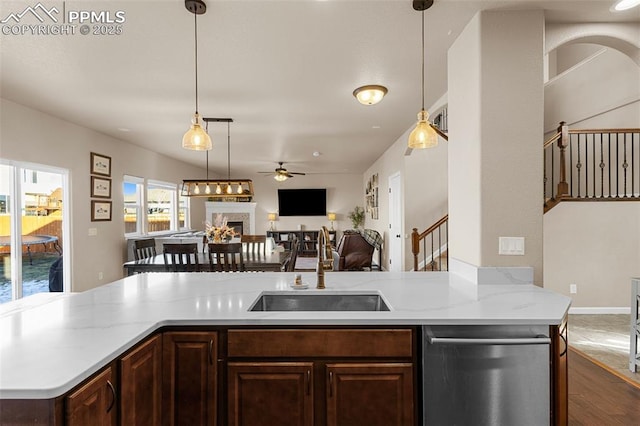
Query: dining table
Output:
[[123, 250, 291, 276]]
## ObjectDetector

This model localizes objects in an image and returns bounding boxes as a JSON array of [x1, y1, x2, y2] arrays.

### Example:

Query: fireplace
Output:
[[228, 221, 244, 236], [206, 202, 257, 235]]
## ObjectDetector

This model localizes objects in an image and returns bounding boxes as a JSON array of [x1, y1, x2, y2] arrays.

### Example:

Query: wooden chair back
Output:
[[134, 238, 157, 261], [241, 235, 267, 255], [286, 238, 300, 272], [208, 242, 245, 272], [162, 243, 200, 272]]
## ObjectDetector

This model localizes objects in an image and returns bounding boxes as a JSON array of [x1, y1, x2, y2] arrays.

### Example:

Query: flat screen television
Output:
[[278, 188, 327, 216]]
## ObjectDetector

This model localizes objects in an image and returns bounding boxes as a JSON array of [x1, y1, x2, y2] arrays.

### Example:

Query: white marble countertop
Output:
[[0, 271, 571, 399]]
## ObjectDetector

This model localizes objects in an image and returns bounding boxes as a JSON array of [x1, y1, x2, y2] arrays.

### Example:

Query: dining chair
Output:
[[163, 243, 200, 272], [208, 242, 245, 272], [241, 234, 267, 255], [285, 238, 300, 272], [134, 238, 157, 261]]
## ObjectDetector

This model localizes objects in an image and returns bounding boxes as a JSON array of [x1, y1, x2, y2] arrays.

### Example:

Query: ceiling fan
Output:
[[258, 162, 306, 182]]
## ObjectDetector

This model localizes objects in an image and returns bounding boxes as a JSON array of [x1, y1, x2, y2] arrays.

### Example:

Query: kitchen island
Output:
[[0, 271, 571, 425]]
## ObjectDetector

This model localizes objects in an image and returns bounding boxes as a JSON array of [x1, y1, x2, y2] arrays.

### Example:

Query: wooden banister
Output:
[[412, 214, 448, 272]]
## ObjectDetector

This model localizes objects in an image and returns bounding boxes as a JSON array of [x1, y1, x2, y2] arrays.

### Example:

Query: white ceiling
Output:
[[1, 0, 638, 178]]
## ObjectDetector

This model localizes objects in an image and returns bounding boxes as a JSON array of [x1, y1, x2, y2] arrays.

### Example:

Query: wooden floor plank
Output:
[[569, 348, 640, 425]]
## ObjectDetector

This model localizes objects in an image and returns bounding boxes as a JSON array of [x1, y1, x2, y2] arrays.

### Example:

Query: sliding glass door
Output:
[[0, 161, 69, 304]]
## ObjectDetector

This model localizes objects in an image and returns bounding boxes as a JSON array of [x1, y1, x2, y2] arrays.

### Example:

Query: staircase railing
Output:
[[544, 122, 640, 212], [411, 215, 448, 272]]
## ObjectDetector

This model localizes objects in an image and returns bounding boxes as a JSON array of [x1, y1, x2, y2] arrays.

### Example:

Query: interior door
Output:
[[388, 172, 402, 272]]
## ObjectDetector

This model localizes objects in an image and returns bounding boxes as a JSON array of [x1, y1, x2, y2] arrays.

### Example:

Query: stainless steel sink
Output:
[[249, 292, 391, 312]]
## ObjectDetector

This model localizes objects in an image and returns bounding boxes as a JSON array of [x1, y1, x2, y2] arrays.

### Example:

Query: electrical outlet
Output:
[[98, 272, 103, 280], [569, 284, 577, 294]]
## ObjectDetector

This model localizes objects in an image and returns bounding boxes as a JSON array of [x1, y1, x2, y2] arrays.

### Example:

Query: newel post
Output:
[[411, 228, 419, 271], [556, 121, 569, 198]]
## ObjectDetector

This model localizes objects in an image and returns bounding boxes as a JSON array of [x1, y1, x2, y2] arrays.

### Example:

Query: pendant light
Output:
[[181, 118, 254, 199], [408, 0, 438, 150], [182, 0, 212, 151]]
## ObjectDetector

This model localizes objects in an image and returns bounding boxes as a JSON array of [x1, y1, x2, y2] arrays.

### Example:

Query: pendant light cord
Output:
[[194, 12, 199, 114], [227, 121, 231, 180], [205, 121, 209, 179], [421, 9, 425, 111]]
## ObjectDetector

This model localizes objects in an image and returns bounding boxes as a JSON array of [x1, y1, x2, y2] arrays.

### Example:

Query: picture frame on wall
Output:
[[90, 152, 111, 176], [91, 200, 112, 221], [91, 176, 111, 198]]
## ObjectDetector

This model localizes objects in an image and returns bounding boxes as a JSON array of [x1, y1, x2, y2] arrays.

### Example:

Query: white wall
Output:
[[249, 172, 363, 236], [544, 202, 640, 308], [1, 98, 207, 292], [545, 46, 640, 132]]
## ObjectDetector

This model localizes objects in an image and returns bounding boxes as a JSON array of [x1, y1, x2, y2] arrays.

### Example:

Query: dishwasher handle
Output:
[[427, 335, 551, 346]]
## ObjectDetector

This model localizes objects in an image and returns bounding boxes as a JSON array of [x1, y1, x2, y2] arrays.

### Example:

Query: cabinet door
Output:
[[66, 366, 116, 426], [120, 334, 162, 426], [326, 363, 414, 426], [228, 362, 313, 426], [551, 318, 568, 426], [163, 331, 218, 426]]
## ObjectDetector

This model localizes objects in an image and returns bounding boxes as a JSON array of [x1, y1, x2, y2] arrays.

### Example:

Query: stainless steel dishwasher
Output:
[[422, 325, 551, 425]]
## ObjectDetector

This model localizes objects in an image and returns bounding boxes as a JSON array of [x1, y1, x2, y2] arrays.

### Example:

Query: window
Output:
[[179, 194, 190, 230], [147, 180, 177, 234], [123, 175, 144, 236]]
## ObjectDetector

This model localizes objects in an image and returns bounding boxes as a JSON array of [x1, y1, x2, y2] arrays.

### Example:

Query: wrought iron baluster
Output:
[[570, 136, 574, 197], [608, 133, 612, 198], [585, 133, 589, 198], [551, 148, 555, 200], [600, 133, 605, 198], [616, 133, 620, 197], [430, 233, 434, 271], [576, 134, 582, 198], [543, 148, 547, 205], [623, 133, 628, 198], [438, 226, 442, 271], [592, 133, 596, 198]]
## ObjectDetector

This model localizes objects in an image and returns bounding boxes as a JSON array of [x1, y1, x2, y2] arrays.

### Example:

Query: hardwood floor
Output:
[[569, 347, 640, 425]]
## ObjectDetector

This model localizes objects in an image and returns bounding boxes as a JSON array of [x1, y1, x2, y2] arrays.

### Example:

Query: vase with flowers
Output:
[[205, 213, 237, 243]]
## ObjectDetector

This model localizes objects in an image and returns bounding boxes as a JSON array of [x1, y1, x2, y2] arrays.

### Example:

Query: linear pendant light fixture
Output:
[[182, 0, 212, 151], [181, 118, 254, 199], [407, 0, 438, 150]]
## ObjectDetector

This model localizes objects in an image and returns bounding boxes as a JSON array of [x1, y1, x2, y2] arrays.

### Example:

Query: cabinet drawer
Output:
[[228, 329, 413, 358]]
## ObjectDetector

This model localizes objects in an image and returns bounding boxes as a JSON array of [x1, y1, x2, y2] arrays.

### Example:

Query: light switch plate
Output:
[[88, 228, 98, 236], [499, 237, 525, 255]]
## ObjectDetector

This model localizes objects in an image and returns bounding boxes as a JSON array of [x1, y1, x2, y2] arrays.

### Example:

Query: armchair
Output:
[[336, 231, 375, 271]]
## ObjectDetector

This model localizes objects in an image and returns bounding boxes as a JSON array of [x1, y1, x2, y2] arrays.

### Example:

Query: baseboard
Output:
[[569, 307, 631, 314]]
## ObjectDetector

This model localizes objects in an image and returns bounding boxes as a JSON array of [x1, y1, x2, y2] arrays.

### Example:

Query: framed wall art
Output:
[[91, 176, 112, 198], [90, 152, 111, 176], [91, 200, 112, 221]]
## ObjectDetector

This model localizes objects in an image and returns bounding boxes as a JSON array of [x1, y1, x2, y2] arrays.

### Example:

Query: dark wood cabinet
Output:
[[66, 366, 116, 426], [227, 362, 314, 426], [162, 331, 218, 426], [551, 316, 568, 426], [120, 334, 162, 426], [326, 363, 414, 426], [227, 328, 416, 426]]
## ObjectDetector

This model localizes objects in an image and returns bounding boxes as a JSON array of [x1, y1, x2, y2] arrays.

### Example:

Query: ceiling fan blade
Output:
[[289, 172, 306, 175]]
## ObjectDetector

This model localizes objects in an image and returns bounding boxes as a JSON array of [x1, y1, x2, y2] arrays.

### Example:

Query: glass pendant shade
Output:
[[274, 174, 288, 182], [182, 113, 212, 151], [408, 110, 438, 149]]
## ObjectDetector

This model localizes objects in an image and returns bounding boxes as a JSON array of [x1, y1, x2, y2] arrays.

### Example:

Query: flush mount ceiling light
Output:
[[182, 0, 212, 151], [353, 85, 388, 105], [613, 0, 640, 11], [181, 118, 254, 198], [407, 0, 438, 150]]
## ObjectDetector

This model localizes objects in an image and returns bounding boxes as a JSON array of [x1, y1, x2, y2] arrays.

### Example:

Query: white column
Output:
[[448, 10, 545, 284]]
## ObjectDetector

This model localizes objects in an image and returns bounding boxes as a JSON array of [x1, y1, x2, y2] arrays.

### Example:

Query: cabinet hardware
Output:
[[106, 380, 116, 413], [209, 340, 214, 365], [328, 371, 333, 397], [428, 336, 551, 345]]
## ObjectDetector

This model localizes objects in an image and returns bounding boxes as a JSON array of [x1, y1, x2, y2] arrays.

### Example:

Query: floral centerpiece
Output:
[[205, 213, 237, 243]]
